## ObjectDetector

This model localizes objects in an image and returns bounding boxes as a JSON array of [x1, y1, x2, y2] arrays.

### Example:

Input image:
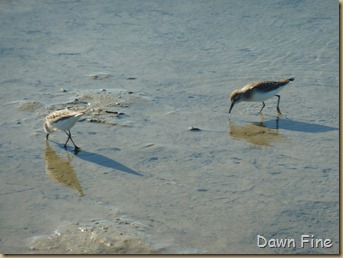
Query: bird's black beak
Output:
[[229, 101, 235, 113]]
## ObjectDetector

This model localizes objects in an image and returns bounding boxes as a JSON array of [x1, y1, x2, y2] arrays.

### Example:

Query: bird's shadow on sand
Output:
[[252, 117, 338, 133], [51, 141, 143, 176]]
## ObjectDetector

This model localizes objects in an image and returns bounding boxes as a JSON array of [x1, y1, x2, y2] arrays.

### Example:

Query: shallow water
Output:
[[0, 0, 339, 254]]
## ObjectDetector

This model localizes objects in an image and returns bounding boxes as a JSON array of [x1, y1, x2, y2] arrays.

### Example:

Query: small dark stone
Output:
[[188, 126, 201, 131], [105, 110, 119, 114]]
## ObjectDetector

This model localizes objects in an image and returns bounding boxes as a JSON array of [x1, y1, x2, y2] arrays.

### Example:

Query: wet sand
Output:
[[0, 0, 339, 254]]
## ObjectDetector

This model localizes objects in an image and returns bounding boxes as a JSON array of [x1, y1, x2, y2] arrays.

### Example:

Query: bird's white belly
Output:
[[52, 116, 81, 131], [249, 88, 282, 102]]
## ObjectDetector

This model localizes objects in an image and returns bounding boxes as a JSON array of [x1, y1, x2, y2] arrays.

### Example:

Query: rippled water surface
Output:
[[0, 0, 339, 254]]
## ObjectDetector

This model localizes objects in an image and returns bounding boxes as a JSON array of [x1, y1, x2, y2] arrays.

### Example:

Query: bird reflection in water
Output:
[[228, 116, 289, 146], [44, 141, 84, 196]]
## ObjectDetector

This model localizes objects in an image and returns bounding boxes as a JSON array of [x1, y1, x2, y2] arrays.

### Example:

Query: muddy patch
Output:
[[17, 101, 44, 112], [29, 217, 167, 254], [40, 88, 151, 127], [88, 72, 112, 80]]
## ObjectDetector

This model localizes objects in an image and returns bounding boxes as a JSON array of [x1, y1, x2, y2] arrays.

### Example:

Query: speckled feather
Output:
[[44, 109, 84, 134], [45, 110, 84, 124], [241, 78, 294, 93]]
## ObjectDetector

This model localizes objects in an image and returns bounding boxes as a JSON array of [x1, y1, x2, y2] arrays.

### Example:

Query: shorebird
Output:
[[229, 77, 295, 115], [44, 109, 84, 150]]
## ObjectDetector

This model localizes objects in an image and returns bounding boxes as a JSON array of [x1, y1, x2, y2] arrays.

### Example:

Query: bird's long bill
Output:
[[229, 101, 235, 113]]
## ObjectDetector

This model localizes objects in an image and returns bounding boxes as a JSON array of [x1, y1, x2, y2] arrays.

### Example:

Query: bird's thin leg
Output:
[[275, 116, 280, 129], [276, 95, 282, 116], [46, 133, 49, 140], [64, 131, 71, 148], [67, 130, 80, 150], [258, 102, 265, 115]]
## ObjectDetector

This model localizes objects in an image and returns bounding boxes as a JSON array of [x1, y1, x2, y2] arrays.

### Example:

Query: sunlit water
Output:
[[0, 0, 338, 254]]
